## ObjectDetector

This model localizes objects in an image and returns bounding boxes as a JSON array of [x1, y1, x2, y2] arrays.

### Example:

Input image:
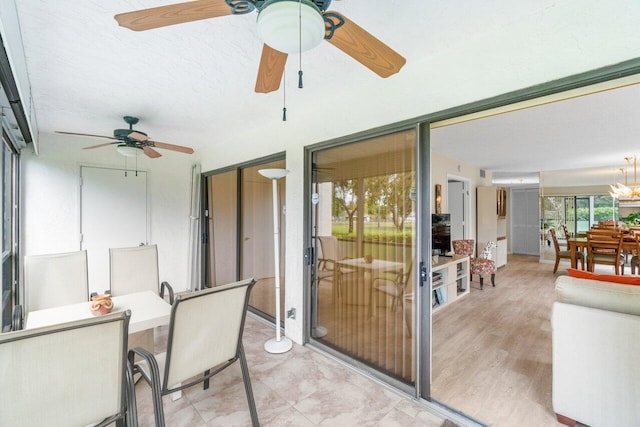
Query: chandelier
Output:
[[610, 156, 640, 202]]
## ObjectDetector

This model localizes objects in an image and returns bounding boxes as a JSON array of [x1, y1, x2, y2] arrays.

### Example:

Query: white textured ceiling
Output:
[[10, 0, 640, 178]]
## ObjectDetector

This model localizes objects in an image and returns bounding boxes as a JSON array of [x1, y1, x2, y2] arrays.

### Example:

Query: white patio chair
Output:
[[0, 310, 137, 426], [13, 250, 90, 330], [129, 278, 259, 427], [109, 244, 174, 303], [317, 235, 355, 296]]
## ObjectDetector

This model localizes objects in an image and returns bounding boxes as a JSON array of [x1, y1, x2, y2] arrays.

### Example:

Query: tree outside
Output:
[[332, 173, 415, 242]]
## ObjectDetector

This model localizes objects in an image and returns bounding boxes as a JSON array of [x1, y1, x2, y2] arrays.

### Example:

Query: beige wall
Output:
[[430, 151, 493, 242]]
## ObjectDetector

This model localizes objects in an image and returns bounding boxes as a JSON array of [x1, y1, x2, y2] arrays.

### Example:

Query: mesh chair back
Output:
[[110, 244, 160, 296], [164, 278, 254, 388], [24, 250, 89, 313], [0, 311, 131, 426]]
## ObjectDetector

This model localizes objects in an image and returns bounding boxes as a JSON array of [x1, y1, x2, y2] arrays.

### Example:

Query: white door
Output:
[[447, 178, 469, 241], [80, 166, 149, 295]]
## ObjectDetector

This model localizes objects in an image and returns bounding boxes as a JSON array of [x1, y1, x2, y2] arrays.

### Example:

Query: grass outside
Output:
[[332, 220, 414, 243]]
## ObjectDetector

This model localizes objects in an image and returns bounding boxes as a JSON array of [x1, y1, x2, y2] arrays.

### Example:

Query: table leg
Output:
[[570, 242, 577, 269]]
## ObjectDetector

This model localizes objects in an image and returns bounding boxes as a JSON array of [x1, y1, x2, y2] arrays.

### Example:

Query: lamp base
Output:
[[264, 337, 293, 354], [312, 326, 327, 338]]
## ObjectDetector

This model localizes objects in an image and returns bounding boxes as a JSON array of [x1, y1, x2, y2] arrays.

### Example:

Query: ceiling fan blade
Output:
[[56, 131, 116, 140], [255, 44, 288, 93], [325, 12, 406, 78], [127, 131, 149, 141], [115, 0, 232, 31], [151, 141, 194, 154], [143, 146, 162, 158], [82, 142, 119, 150]]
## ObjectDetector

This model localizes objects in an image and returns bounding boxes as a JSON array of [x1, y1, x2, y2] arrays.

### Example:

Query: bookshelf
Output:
[[431, 254, 470, 312]]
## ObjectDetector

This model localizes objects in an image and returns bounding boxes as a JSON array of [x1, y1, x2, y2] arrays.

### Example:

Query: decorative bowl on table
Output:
[[90, 293, 113, 316]]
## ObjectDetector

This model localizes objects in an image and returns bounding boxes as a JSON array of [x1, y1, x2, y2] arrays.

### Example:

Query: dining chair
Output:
[[550, 228, 584, 273], [626, 232, 640, 274], [109, 244, 174, 303], [129, 278, 259, 427], [13, 250, 90, 330], [559, 224, 572, 249], [586, 231, 625, 275], [452, 239, 496, 290], [0, 311, 137, 426]]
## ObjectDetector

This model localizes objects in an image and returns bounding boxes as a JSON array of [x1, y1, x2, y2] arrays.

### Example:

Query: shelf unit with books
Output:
[[431, 254, 470, 312]]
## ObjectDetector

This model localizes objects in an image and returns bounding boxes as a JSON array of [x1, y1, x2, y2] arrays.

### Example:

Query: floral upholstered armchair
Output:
[[452, 239, 496, 290]]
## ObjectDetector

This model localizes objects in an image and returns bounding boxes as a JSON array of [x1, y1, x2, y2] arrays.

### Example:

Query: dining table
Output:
[[335, 257, 405, 312], [26, 290, 172, 355], [567, 236, 638, 270], [25, 290, 171, 332]]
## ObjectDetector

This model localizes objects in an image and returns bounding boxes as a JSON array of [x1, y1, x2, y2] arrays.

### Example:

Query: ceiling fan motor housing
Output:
[[113, 128, 147, 140]]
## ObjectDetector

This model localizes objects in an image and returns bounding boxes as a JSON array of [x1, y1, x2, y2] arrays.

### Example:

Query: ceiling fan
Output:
[[56, 116, 194, 158], [114, 0, 406, 93]]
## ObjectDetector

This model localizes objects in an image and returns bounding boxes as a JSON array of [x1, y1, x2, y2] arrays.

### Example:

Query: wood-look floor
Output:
[[432, 254, 566, 427]]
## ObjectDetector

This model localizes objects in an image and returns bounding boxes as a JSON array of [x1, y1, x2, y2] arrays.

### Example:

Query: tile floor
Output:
[[134, 316, 451, 426]]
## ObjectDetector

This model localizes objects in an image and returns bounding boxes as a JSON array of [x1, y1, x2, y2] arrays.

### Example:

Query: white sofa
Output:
[[553, 275, 640, 427]]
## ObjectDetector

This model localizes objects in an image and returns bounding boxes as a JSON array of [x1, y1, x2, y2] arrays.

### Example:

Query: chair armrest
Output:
[[128, 346, 165, 426], [12, 304, 23, 331], [125, 360, 138, 426], [160, 281, 174, 304]]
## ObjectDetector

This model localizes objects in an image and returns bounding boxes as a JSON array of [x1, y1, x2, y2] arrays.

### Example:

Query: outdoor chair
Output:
[[13, 250, 90, 330], [372, 261, 413, 312], [109, 244, 174, 303], [129, 278, 259, 427], [0, 311, 137, 426], [317, 235, 355, 296]]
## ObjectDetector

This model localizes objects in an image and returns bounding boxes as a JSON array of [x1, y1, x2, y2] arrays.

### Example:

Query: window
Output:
[[1, 136, 17, 332]]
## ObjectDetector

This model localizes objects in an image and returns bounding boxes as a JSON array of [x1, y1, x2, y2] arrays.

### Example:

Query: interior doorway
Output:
[[447, 176, 469, 243]]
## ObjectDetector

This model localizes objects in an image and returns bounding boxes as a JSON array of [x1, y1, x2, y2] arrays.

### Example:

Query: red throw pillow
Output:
[[567, 268, 640, 285]]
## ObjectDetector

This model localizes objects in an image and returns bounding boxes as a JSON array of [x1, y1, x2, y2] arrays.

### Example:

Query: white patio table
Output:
[[25, 290, 171, 333]]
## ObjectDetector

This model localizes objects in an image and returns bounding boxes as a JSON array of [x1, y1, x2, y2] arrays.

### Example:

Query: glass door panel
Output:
[[204, 158, 286, 323], [242, 160, 286, 320], [205, 170, 238, 287], [310, 129, 417, 384]]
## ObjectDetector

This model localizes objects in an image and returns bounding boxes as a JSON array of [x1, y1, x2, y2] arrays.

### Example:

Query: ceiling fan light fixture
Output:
[[116, 145, 142, 157], [257, 0, 325, 54]]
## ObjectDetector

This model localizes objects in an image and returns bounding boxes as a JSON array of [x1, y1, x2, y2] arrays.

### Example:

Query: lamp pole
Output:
[[259, 168, 293, 354]]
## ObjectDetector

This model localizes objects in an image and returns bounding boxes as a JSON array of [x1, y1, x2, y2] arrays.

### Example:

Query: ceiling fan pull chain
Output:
[[298, 0, 303, 89], [282, 69, 287, 121]]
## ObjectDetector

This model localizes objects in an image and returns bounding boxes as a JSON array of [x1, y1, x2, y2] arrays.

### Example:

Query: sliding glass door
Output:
[[204, 157, 286, 322], [309, 129, 418, 387], [541, 194, 619, 262]]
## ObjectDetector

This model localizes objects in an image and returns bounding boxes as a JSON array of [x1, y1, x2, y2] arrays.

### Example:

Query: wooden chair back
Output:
[[586, 231, 624, 274], [550, 228, 562, 254]]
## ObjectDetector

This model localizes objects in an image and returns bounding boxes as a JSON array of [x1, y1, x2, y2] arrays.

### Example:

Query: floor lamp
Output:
[[259, 168, 293, 354]]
